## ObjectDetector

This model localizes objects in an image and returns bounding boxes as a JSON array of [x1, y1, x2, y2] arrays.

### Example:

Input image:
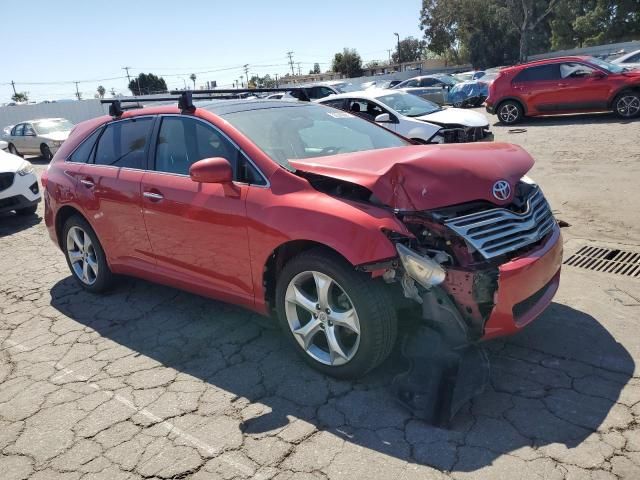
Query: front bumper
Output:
[[0, 171, 41, 213], [481, 225, 563, 340]]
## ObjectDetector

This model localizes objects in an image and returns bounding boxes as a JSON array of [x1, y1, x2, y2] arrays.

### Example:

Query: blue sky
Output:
[[0, 0, 423, 102]]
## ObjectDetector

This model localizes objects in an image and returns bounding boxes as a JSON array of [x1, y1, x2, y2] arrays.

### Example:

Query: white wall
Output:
[[0, 100, 109, 129]]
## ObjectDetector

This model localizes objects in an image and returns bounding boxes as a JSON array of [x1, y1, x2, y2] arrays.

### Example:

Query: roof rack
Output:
[[100, 87, 310, 118]]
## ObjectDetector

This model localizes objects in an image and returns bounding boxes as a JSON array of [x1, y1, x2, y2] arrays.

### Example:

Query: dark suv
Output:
[[486, 56, 640, 124]]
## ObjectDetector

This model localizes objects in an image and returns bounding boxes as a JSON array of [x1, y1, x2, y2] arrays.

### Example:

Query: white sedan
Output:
[[317, 89, 492, 144], [611, 49, 640, 70], [0, 149, 41, 216]]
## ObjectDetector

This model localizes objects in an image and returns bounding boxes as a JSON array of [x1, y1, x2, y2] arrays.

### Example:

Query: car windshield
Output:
[[34, 119, 73, 135], [375, 92, 441, 117], [588, 57, 625, 74], [221, 104, 409, 168]]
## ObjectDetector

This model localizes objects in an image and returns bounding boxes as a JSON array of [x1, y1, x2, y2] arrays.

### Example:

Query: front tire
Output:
[[613, 91, 640, 119], [275, 248, 397, 379], [497, 100, 524, 125], [62, 215, 113, 293]]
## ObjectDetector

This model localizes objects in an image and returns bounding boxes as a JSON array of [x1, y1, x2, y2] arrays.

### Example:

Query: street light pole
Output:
[[394, 32, 401, 69]]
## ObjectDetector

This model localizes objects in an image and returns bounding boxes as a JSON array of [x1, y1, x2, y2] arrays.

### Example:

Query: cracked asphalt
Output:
[[1, 111, 640, 479]]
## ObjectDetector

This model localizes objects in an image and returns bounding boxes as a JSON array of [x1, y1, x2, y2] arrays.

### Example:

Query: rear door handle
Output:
[[143, 191, 164, 201], [558, 83, 569, 87], [80, 179, 95, 188]]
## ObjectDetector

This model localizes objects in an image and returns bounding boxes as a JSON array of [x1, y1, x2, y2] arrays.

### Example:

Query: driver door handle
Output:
[[80, 179, 95, 188], [143, 191, 164, 201]]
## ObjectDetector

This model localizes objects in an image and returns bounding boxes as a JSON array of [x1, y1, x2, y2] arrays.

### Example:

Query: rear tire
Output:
[[275, 248, 397, 379], [497, 100, 524, 125], [613, 91, 640, 119], [41, 144, 53, 161], [62, 215, 113, 293]]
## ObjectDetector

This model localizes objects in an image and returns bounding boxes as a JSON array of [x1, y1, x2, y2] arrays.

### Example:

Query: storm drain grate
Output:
[[564, 246, 640, 277]]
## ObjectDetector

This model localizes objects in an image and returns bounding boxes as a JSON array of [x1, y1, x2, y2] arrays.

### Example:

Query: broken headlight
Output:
[[396, 243, 446, 289]]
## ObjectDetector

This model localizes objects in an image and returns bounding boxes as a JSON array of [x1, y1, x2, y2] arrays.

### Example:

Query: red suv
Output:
[[486, 56, 640, 124], [43, 97, 562, 378]]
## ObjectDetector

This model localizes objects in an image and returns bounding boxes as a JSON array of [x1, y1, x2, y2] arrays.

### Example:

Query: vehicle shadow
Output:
[[490, 111, 637, 128], [49, 277, 634, 472], [0, 211, 41, 237]]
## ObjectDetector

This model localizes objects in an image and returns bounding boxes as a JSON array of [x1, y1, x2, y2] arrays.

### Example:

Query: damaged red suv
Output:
[[43, 98, 562, 378]]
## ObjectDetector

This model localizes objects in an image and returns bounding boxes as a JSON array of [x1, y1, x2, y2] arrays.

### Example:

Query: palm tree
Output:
[[96, 85, 106, 99], [190, 73, 196, 89]]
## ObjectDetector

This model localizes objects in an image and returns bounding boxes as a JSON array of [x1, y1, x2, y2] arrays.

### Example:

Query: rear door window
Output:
[[513, 64, 561, 82], [94, 117, 154, 169], [68, 128, 103, 163], [322, 99, 346, 109], [14, 124, 24, 136]]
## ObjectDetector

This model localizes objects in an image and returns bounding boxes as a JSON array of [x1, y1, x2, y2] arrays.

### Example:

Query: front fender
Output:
[[245, 180, 410, 311]]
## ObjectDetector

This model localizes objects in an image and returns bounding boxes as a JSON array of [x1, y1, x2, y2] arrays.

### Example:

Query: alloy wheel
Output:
[[66, 226, 99, 285], [499, 103, 520, 124], [616, 95, 640, 118], [284, 271, 361, 366]]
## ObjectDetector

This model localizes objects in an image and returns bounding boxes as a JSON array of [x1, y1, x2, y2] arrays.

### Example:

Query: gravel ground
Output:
[[0, 111, 639, 480]]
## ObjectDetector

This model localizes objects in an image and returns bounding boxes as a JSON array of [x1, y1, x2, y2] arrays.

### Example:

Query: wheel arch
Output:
[[55, 205, 87, 249], [608, 85, 640, 108], [262, 240, 353, 315]]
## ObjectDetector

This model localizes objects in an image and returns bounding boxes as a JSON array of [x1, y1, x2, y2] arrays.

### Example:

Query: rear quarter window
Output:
[[67, 128, 103, 163]]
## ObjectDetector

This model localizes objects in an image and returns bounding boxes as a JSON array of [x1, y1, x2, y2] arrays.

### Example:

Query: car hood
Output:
[[416, 108, 489, 127], [40, 131, 70, 141], [289, 143, 533, 211], [0, 149, 27, 173]]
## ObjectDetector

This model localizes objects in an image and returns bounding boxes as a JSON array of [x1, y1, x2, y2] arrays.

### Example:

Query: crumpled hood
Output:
[[0, 149, 27, 173], [417, 108, 489, 127], [40, 131, 70, 142], [290, 143, 534, 211]]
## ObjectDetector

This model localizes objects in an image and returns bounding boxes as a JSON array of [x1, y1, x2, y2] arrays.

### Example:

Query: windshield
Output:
[[587, 56, 625, 74], [222, 104, 409, 167], [34, 119, 73, 135], [375, 92, 441, 117]]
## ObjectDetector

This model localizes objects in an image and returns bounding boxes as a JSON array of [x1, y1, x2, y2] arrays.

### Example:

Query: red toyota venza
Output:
[[486, 55, 640, 124], [43, 98, 563, 378]]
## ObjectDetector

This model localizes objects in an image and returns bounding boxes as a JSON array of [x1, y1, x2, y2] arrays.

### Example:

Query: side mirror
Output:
[[375, 113, 392, 123], [189, 157, 233, 184]]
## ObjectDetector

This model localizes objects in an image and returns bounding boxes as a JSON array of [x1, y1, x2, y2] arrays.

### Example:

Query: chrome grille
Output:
[[444, 188, 555, 259]]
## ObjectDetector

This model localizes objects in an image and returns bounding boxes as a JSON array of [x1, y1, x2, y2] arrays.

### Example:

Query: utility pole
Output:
[[387, 50, 392, 63], [10, 80, 17, 96], [274, 73, 279, 88], [297, 62, 302, 76], [394, 33, 401, 67], [243, 65, 250, 86], [74, 81, 81, 100], [286, 51, 295, 76], [122, 66, 132, 86]]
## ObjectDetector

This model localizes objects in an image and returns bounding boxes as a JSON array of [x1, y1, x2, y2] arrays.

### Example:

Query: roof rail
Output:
[[100, 87, 311, 118]]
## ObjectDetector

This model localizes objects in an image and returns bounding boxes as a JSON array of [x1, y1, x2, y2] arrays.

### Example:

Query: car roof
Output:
[[114, 99, 313, 120], [317, 88, 407, 101], [19, 117, 68, 124], [502, 56, 591, 72]]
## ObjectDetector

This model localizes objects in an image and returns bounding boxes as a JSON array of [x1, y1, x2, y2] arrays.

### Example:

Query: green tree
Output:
[[504, 0, 560, 61], [190, 73, 196, 89], [312, 63, 321, 74], [128, 73, 168, 95], [11, 92, 28, 102], [331, 48, 363, 78], [249, 74, 276, 88], [96, 85, 106, 99], [392, 36, 427, 63]]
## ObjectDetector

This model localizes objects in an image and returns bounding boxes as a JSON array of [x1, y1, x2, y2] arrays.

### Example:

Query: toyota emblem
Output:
[[492, 180, 511, 201]]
